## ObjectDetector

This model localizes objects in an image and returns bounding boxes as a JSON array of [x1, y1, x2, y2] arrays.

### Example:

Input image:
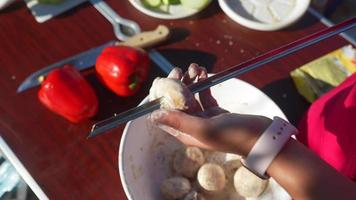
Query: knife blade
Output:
[[17, 41, 116, 93], [88, 17, 356, 138], [148, 50, 174, 75], [17, 25, 171, 93]]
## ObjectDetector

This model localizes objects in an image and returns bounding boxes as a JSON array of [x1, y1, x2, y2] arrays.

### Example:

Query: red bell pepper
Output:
[[95, 45, 150, 97], [38, 65, 98, 123]]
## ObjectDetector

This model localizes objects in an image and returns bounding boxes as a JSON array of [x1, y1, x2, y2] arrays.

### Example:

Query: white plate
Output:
[[128, 0, 212, 20], [218, 0, 310, 31], [24, 0, 86, 23], [119, 77, 291, 200]]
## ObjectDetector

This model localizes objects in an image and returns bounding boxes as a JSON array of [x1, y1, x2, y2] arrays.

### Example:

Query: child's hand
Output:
[[150, 109, 271, 157], [150, 64, 272, 156], [163, 63, 228, 115]]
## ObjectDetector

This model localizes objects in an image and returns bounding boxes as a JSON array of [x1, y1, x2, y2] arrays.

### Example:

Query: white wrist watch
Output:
[[242, 116, 298, 179]]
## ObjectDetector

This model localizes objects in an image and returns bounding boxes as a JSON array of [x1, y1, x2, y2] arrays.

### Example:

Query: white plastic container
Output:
[[218, 0, 310, 31]]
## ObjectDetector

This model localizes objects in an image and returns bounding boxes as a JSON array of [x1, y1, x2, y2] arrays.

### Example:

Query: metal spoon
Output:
[[89, 0, 141, 41]]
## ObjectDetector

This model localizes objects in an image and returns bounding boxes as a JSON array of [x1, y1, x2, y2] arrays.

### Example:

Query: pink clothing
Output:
[[298, 73, 356, 180]]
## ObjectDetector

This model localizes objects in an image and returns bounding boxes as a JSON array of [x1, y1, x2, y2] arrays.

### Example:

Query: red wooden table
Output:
[[0, 1, 350, 199]]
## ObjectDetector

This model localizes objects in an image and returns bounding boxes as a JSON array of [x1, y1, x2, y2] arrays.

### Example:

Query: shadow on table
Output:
[[261, 77, 310, 125], [163, 27, 190, 46], [186, 0, 221, 20], [283, 12, 320, 31], [84, 70, 151, 121], [56, 2, 91, 18], [157, 48, 217, 72], [0, 1, 25, 14]]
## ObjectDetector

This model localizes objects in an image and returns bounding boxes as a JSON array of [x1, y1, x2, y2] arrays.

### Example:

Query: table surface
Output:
[[0, 1, 350, 199]]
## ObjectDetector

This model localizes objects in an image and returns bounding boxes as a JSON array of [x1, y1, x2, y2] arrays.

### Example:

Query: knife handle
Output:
[[117, 25, 170, 49]]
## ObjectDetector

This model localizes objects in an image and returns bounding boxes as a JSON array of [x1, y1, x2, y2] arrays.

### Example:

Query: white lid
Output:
[[218, 0, 310, 31]]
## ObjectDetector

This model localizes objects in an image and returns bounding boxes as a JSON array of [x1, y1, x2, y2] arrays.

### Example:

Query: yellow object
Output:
[[291, 45, 356, 103]]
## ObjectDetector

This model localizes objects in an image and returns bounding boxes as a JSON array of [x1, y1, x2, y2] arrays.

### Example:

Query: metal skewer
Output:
[[88, 17, 356, 138]]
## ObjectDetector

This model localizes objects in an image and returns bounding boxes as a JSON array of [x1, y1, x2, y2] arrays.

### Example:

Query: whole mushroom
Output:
[[233, 166, 268, 197], [149, 78, 195, 110], [203, 151, 226, 165], [223, 159, 242, 181], [197, 163, 226, 192], [160, 177, 191, 200], [173, 147, 205, 178]]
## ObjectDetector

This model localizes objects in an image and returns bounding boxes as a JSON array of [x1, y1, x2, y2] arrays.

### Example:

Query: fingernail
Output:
[[168, 68, 183, 79], [152, 77, 161, 85], [149, 109, 167, 123], [199, 71, 207, 79], [158, 124, 181, 137], [188, 64, 199, 78], [173, 67, 183, 74], [189, 63, 199, 68]]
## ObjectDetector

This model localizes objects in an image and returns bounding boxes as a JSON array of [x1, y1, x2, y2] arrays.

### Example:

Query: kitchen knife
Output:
[[88, 17, 356, 138], [17, 25, 172, 93]]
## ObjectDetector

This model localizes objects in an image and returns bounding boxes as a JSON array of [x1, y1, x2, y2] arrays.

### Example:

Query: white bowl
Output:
[[218, 0, 310, 31], [128, 0, 212, 20], [119, 77, 291, 200]]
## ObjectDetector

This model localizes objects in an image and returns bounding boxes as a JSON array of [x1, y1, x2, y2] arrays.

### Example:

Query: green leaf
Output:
[[141, 0, 162, 8]]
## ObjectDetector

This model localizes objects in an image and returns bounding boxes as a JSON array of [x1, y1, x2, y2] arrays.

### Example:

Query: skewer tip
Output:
[[87, 125, 99, 139]]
